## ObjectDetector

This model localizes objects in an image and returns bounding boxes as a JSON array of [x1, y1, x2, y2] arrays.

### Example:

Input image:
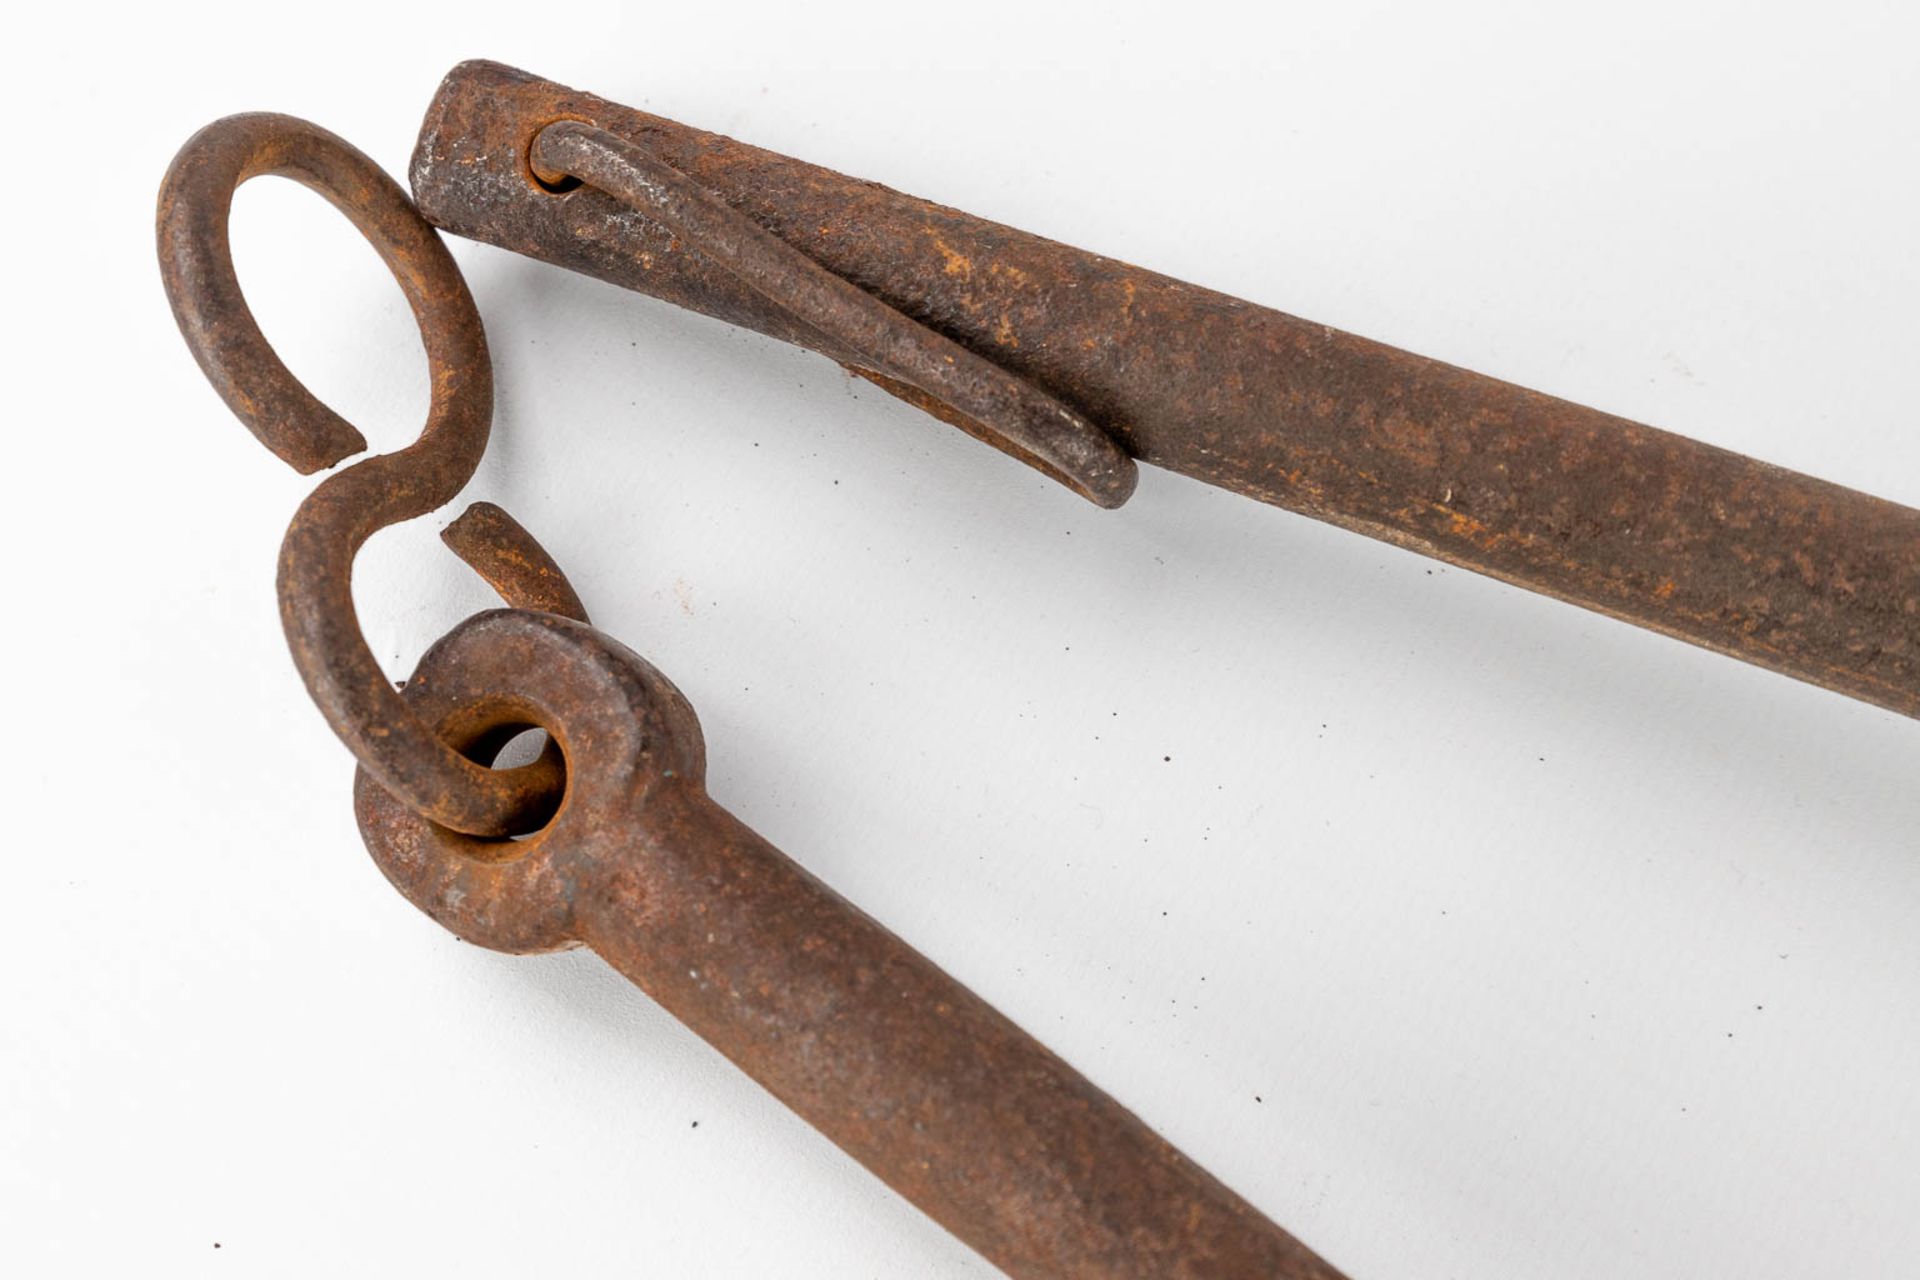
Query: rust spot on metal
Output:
[[442, 500, 591, 623]]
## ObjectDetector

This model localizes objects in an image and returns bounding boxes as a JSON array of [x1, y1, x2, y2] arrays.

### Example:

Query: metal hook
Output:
[[527, 120, 1139, 508], [157, 113, 562, 837]]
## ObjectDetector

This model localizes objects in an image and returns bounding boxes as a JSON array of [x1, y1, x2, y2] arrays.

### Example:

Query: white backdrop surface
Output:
[[4, 3, 1918, 1276]]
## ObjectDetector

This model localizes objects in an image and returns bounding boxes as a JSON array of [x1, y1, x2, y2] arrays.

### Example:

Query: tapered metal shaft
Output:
[[411, 60, 1920, 720], [355, 608, 1346, 1278]]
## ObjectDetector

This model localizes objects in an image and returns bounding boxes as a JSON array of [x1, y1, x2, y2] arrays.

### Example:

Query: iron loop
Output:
[[158, 113, 562, 836]]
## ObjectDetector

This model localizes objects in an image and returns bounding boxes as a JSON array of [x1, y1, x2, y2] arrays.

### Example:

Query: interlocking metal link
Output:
[[158, 113, 559, 836]]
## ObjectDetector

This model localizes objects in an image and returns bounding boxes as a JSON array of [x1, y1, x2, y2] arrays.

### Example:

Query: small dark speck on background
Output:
[[691, 1120, 700, 1128], [1255, 1095, 1263, 1103]]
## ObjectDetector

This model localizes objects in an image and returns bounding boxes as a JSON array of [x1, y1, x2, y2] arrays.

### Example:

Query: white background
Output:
[[4, 3, 1917, 1276]]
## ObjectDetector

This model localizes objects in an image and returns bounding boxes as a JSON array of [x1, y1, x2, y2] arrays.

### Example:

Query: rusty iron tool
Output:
[[157, 113, 1349, 1279], [158, 112, 560, 837], [356, 606, 1344, 1279], [411, 60, 1920, 721]]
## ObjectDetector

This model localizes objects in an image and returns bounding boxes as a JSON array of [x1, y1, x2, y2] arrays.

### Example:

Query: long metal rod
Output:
[[355, 603, 1349, 1280], [411, 60, 1920, 721]]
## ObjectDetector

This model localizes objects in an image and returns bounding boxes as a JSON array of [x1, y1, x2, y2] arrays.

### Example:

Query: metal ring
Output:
[[354, 608, 708, 954], [158, 113, 558, 836]]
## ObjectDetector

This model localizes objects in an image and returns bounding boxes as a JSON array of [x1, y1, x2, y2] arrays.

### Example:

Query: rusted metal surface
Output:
[[411, 60, 1920, 720], [356, 603, 1345, 1278], [530, 121, 1135, 506], [158, 111, 1348, 1278], [157, 113, 557, 836]]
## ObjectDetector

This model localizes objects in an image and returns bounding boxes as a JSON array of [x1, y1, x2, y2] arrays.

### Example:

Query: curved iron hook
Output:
[[529, 121, 1139, 508], [158, 113, 561, 836]]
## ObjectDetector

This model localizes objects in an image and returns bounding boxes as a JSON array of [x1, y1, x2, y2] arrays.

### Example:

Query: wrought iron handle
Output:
[[355, 602, 1345, 1279], [413, 61, 1920, 722]]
